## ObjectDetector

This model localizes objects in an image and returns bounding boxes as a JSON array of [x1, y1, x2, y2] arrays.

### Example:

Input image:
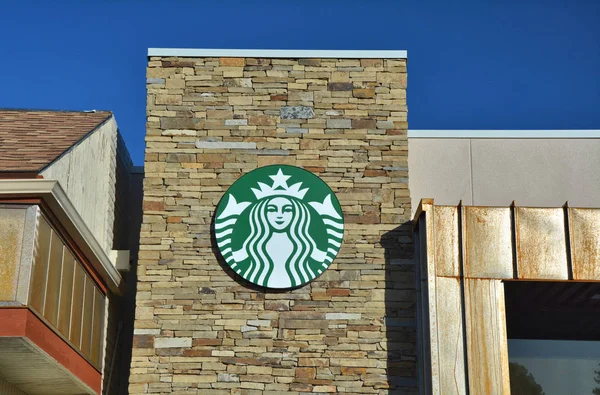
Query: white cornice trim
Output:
[[0, 179, 123, 295], [148, 48, 407, 59], [408, 130, 600, 139]]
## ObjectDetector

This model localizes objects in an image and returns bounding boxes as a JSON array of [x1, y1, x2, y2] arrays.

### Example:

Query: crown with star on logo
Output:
[[251, 168, 309, 200]]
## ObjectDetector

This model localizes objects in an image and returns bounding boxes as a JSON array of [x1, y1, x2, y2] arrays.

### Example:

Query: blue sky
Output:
[[1, 0, 599, 165]]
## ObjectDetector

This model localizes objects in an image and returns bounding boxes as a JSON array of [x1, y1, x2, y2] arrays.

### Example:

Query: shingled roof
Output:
[[0, 109, 112, 172]]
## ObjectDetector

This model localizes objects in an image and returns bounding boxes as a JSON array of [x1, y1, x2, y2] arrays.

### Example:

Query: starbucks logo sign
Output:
[[215, 165, 344, 289]]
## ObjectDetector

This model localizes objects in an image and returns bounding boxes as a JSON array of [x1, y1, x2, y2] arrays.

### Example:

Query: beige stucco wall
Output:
[[409, 137, 600, 213], [41, 117, 118, 256]]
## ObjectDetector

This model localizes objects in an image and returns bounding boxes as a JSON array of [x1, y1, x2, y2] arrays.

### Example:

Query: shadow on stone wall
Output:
[[381, 221, 418, 394], [103, 166, 144, 394]]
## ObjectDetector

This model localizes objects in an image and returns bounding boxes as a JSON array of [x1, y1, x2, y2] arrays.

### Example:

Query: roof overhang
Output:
[[0, 179, 123, 295], [148, 48, 408, 59]]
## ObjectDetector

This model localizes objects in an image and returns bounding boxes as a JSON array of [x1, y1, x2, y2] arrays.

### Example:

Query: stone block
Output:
[[248, 115, 277, 126], [280, 106, 314, 119], [207, 109, 234, 119], [220, 58, 246, 66], [298, 58, 321, 66], [285, 128, 308, 134], [161, 117, 205, 130], [244, 149, 290, 156], [218, 373, 240, 382], [133, 335, 154, 348], [326, 119, 352, 129], [376, 120, 395, 129], [195, 141, 257, 149], [228, 96, 253, 106], [224, 119, 248, 126], [154, 337, 191, 348], [155, 94, 181, 105], [328, 82, 353, 91], [288, 91, 314, 102], [325, 313, 361, 320], [352, 119, 376, 129], [353, 88, 375, 99]]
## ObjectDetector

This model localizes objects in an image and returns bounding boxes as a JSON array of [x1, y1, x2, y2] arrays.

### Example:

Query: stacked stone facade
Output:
[[131, 52, 414, 394]]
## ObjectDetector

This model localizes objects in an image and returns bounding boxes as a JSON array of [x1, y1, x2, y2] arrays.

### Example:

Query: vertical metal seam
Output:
[[41, 229, 53, 315], [510, 202, 519, 279], [68, 259, 77, 339], [79, 276, 86, 348], [458, 202, 470, 395], [89, 286, 96, 363], [414, 222, 424, 395], [564, 203, 574, 280], [55, 245, 65, 327], [431, 207, 442, 395]]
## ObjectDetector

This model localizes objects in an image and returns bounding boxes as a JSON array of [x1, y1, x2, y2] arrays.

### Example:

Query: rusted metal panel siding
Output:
[[435, 276, 467, 394], [434, 206, 461, 278], [423, 206, 441, 394], [569, 208, 600, 280], [0, 207, 26, 301], [414, 201, 600, 395], [463, 207, 513, 279], [515, 207, 569, 279], [464, 278, 510, 394]]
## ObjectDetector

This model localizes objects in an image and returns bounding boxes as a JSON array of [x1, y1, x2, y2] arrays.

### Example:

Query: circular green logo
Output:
[[215, 165, 344, 289]]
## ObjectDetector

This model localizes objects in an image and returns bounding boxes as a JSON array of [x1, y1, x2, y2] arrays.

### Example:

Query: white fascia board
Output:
[[408, 130, 600, 139], [0, 179, 123, 295], [148, 48, 407, 59]]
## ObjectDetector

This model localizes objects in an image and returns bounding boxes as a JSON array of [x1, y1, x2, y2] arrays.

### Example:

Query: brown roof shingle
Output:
[[0, 109, 112, 172]]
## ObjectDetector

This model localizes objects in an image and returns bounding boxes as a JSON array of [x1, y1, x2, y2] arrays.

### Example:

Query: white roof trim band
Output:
[[148, 48, 407, 59], [408, 130, 600, 139]]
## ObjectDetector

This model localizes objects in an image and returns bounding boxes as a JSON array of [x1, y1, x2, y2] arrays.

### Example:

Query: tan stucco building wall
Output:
[[409, 134, 600, 213]]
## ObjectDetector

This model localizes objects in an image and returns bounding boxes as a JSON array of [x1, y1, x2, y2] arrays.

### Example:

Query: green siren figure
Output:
[[214, 166, 344, 289]]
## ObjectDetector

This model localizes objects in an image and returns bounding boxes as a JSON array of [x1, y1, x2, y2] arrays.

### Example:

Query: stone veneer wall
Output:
[[130, 54, 415, 394]]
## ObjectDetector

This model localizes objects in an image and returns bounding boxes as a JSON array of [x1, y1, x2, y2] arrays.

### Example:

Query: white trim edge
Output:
[[408, 130, 600, 139], [148, 48, 407, 59], [0, 179, 123, 294]]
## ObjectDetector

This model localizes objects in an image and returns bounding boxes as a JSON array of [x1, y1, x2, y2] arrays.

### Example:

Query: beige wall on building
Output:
[[0, 376, 27, 395], [409, 134, 600, 214], [41, 117, 119, 256]]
